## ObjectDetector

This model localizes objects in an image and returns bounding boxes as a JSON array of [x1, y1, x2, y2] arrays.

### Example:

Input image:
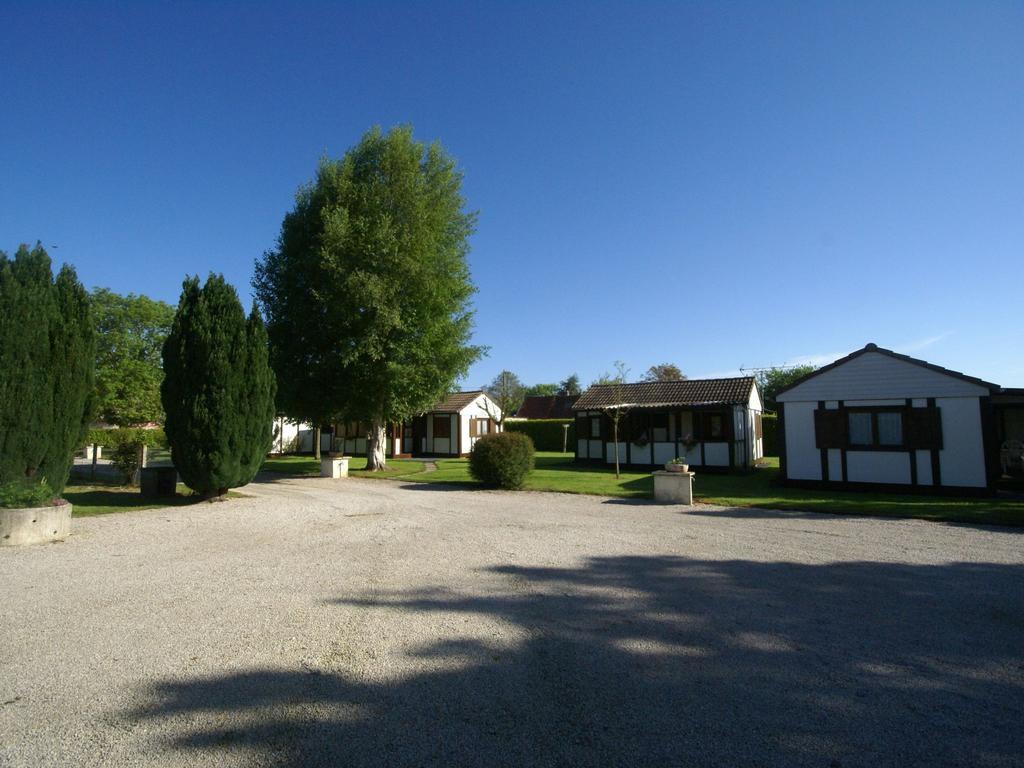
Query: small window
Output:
[[433, 415, 451, 438], [701, 413, 725, 440], [848, 412, 873, 445], [877, 412, 903, 446], [651, 413, 669, 442], [590, 416, 601, 439]]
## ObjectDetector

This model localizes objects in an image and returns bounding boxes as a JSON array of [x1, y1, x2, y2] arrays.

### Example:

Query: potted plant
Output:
[[0, 479, 72, 547], [664, 457, 689, 473]]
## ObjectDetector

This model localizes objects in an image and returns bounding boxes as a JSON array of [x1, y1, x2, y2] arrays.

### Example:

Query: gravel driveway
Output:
[[2, 476, 1023, 767]]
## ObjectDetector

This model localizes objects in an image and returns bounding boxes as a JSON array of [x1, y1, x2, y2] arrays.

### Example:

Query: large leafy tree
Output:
[[91, 288, 175, 426], [642, 363, 686, 382], [522, 382, 558, 398], [254, 125, 483, 470], [558, 374, 581, 397], [755, 365, 816, 412], [483, 370, 525, 427], [161, 275, 276, 497], [0, 244, 94, 496]]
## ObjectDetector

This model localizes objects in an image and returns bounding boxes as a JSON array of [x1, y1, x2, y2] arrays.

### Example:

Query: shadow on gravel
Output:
[[394, 482, 476, 492], [684, 505, 1024, 533], [128, 556, 1024, 767]]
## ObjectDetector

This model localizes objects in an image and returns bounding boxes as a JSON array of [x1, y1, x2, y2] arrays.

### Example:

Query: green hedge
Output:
[[761, 413, 778, 456], [504, 419, 576, 452], [82, 427, 168, 451]]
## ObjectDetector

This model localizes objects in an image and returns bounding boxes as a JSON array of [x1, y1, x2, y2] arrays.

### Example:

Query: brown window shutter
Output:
[[814, 409, 845, 449], [907, 407, 943, 450], [754, 413, 763, 440]]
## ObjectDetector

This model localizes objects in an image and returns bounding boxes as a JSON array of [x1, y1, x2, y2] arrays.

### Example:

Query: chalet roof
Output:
[[573, 377, 756, 411], [774, 343, 1001, 398], [430, 391, 484, 413], [515, 395, 578, 419]]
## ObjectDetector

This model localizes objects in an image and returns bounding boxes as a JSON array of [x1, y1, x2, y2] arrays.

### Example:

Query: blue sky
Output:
[[2, 1, 1022, 389]]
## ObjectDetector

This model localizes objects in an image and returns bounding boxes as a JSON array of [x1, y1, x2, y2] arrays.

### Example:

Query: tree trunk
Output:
[[613, 419, 620, 479], [313, 426, 321, 460], [366, 421, 387, 471]]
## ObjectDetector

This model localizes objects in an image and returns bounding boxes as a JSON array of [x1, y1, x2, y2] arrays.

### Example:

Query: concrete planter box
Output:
[[140, 467, 178, 498], [321, 457, 350, 479], [1, 502, 72, 546], [652, 470, 695, 505]]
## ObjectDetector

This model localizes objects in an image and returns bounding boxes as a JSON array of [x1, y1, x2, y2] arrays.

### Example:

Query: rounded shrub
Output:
[[469, 432, 536, 490]]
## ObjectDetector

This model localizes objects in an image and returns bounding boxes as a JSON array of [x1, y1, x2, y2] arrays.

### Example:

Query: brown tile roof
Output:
[[515, 395, 578, 419], [431, 391, 484, 413], [573, 377, 756, 411]]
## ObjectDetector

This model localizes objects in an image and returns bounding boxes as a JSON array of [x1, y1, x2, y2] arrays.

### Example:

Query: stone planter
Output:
[[140, 467, 178, 498], [652, 470, 695, 505], [1, 502, 72, 546], [321, 457, 349, 479], [664, 462, 689, 473]]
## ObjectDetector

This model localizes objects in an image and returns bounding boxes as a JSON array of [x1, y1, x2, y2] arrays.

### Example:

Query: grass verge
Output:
[[261, 455, 426, 480], [64, 482, 244, 517], [401, 453, 1024, 526]]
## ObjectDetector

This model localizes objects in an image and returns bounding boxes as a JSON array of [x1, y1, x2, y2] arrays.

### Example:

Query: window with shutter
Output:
[[814, 409, 846, 448], [848, 412, 873, 445], [906, 407, 943, 449]]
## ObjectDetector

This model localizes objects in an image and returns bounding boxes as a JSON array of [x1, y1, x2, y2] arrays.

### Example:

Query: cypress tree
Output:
[[44, 265, 96, 490], [161, 275, 276, 497], [0, 244, 94, 496]]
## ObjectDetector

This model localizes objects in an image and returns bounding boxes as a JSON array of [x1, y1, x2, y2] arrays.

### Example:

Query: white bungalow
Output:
[[332, 391, 503, 459], [776, 343, 1003, 494], [572, 377, 764, 470]]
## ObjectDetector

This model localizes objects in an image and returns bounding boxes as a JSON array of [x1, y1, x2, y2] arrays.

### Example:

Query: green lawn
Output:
[[64, 482, 244, 517], [402, 453, 1024, 526], [258, 452, 1024, 526], [415, 453, 654, 497], [690, 457, 1024, 527], [261, 454, 426, 480]]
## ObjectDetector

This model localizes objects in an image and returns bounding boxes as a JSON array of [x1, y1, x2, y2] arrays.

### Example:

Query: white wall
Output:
[[703, 443, 729, 466], [783, 395, 988, 489], [606, 442, 627, 464], [783, 402, 821, 480], [630, 442, 652, 465], [846, 452, 912, 484], [272, 418, 313, 453], [778, 351, 990, 402], [461, 394, 501, 454], [652, 442, 676, 465], [936, 397, 987, 487]]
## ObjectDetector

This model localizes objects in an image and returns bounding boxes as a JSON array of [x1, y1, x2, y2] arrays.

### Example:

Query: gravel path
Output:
[[1, 476, 1022, 767]]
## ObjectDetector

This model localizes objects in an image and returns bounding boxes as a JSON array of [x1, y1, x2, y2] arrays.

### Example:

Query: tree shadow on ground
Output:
[[127, 556, 1024, 767]]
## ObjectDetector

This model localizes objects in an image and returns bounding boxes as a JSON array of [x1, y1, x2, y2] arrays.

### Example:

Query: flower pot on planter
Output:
[[0, 502, 72, 546], [665, 462, 689, 473]]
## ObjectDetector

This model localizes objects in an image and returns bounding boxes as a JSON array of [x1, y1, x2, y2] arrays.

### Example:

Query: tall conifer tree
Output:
[[161, 275, 276, 496], [0, 244, 94, 496]]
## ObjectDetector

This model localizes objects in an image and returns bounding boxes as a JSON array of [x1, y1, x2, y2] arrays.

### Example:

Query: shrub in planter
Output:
[[0, 479, 56, 509], [469, 432, 535, 490]]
